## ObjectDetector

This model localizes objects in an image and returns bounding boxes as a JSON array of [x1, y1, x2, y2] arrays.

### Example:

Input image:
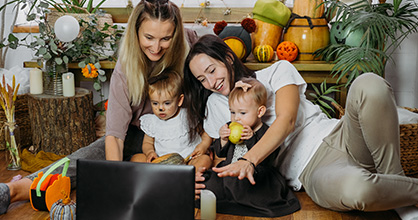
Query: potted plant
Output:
[[0, 0, 123, 96], [314, 0, 418, 85]]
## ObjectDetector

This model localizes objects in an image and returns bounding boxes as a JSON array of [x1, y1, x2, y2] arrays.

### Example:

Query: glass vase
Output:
[[43, 60, 68, 96], [4, 121, 21, 170]]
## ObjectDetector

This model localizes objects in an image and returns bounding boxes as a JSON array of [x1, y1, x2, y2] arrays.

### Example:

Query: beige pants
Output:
[[299, 73, 418, 212]]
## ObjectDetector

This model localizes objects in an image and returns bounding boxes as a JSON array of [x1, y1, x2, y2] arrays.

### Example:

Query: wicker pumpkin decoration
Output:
[[152, 153, 186, 165], [276, 41, 299, 62], [50, 193, 76, 220], [253, 45, 275, 63]]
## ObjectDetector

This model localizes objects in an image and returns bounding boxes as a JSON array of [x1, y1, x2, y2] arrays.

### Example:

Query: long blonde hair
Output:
[[118, 0, 188, 106]]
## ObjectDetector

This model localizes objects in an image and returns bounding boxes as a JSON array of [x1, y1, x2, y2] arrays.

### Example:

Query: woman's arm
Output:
[[213, 84, 300, 184], [105, 136, 125, 161]]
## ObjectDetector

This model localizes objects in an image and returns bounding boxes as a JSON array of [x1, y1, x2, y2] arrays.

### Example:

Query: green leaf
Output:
[[55, 57, 63, 65], [38, 47, 47, 55], [98, 69, 105, 76], [27, 13, 37, 21], [93, 82, 101, 91], [63, 56, 69, 64], [98, 75, 107, 82], [78, 61, 86, 68], [94, 62, 101, 69], [43, 53, 52, 60], [7, 34, 18, 43]]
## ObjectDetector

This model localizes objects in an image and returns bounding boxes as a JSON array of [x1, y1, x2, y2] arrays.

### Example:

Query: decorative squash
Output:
[[330, 21, 365, 47], [50, 192, 76, 220], [276, 41, 299, 62], [292, 0, 325, 18], [151, 153, 186, 165], [253, 45, 274, 63], [251, 19, 283, 51], [283, 18, 330, 61]]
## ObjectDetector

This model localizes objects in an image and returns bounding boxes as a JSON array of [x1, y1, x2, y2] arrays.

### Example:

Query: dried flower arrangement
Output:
[[0, 75, 21, 170]]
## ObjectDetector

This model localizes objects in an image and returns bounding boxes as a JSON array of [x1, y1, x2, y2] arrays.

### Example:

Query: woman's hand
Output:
[[212, 160, 256, 185], [195, 167, 207, 199]]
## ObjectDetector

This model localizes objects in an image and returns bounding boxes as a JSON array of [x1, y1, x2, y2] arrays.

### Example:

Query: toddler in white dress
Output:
[[130, 69, 212, 170]]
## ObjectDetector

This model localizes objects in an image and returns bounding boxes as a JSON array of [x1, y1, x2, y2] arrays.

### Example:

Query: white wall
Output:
[[2, 0, 418, 107]]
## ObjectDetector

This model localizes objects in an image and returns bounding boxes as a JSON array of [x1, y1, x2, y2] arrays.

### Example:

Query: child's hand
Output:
[[219, 124, 230, 142], [240, 125, 254, 140], [146, 151, 158, 163], [190, 145, 205, 159]]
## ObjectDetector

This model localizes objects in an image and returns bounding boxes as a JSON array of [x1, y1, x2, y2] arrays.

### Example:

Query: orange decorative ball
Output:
[[276, 41, 299, 62], [253, 45, 274, 63]]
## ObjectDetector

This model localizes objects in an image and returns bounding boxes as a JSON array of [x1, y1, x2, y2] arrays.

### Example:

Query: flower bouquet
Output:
[[0, 75, 21, 170]]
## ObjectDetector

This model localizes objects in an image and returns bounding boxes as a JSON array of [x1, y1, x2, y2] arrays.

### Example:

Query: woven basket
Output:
[[0, 94, 32, 150], [332, 103, 418, 176], [46, 12, 114, 35], [399, 107, 418, 176]]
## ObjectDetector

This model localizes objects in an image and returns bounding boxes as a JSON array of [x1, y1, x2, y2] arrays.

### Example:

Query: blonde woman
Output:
[[0, 0, 202, 214]]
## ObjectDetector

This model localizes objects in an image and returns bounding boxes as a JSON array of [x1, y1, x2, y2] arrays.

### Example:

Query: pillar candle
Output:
[[62, 72, 75, 97], [201, 189, 216, 220], [30, 68, 43, 94]]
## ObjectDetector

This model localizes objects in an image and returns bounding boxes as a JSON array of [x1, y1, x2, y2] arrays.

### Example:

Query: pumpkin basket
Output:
[[332, 103, 418, 176], [0, 94, 32, 150]]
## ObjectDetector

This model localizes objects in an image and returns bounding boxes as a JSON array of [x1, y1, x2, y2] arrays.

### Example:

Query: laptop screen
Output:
[[76, 159, 195, 220]]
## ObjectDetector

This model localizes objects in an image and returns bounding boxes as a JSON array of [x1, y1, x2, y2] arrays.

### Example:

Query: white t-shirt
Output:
[[204, 60, 340, 191], [140, 108, 200, 158]]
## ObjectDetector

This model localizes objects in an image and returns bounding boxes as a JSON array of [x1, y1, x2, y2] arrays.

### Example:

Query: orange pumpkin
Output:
[[276, 41, 299, 62], [253, 45, 274, 63]]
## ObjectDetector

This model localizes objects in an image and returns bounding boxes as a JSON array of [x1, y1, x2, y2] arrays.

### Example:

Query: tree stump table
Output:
[[27, 87, 96, 155]]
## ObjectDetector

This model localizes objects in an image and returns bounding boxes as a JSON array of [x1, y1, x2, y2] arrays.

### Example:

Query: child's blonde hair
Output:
[[229, 77, 267, 107], [148, 69, 183, 99]]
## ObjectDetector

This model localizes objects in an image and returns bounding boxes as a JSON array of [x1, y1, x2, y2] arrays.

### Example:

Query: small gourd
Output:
[[50, 191, 76, 220], [151, 153, 186, 165], [276, 41, 299, 62], [253, 45, 274, 63]]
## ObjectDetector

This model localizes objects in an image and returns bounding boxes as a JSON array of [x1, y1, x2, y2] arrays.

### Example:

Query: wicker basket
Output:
[[332, 103, 418, 176], [0, 94, 32, 150], [46, 12, 114, 35], [399, 107, 418, 176]]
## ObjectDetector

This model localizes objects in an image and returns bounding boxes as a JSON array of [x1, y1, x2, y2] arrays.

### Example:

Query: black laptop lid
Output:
[[76, 159, 195, 220]]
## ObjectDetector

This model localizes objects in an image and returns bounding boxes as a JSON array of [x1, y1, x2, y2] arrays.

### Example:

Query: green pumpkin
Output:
[[330, 21, 365, 47], [50, 197, 76, 220]]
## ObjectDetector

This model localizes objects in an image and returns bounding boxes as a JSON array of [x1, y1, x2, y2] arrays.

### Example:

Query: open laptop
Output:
[[76, 159, 195, 220]]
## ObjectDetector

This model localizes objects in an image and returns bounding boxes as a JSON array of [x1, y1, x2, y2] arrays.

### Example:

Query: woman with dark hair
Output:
[[186, 34, 418, 219], [0, 0, 203, 215]]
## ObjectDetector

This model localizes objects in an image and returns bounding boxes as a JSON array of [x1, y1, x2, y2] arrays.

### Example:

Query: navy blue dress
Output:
[[197, 123, 301, 217]]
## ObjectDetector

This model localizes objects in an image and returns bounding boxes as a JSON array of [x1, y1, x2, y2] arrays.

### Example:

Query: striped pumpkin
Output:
[[151, 153, 185, 165], [50, 197, 76, 220], [253, 45, 274, 63]]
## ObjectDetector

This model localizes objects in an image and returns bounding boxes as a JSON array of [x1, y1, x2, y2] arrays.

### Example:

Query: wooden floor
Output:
[[0, 150, 401, 220]]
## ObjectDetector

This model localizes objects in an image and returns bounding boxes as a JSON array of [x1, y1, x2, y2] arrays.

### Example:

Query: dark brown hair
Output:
[[183, 34, 255, 141]]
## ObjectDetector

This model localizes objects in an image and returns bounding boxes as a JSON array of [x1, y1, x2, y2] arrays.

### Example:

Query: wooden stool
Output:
[[27, 88, 96, 155]]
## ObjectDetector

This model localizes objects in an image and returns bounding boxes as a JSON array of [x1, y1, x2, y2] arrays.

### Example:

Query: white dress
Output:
[[140, 108, 201, 158], [203, 60, 340, 191]]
